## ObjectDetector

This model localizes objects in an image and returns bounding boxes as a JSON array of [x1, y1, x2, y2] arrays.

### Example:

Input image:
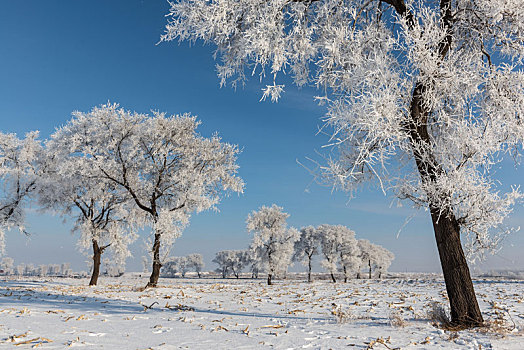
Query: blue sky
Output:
[[1, 0, 522, 274]]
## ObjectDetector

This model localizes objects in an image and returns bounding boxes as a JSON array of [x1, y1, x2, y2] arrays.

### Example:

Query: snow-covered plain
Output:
[[1, 275, 523, 349]]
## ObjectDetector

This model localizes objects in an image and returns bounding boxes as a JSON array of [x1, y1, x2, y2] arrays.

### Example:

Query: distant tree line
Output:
[[0, 258, 73, 277], [212, 205, 394, 284], [160, 253, 204, 278]]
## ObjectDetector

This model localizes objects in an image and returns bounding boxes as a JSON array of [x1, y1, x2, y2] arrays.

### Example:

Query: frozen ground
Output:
[[0, 275, 523, 349]]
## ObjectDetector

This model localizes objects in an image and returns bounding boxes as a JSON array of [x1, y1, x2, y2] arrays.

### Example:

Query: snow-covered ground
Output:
[[1, 275, 523, 349]]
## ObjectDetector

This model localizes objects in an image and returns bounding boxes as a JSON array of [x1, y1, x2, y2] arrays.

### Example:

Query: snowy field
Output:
[[1, 275, 523, 349]]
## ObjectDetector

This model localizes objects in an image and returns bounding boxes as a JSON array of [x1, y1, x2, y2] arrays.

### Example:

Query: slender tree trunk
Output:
[[368, 259, 372, 279], [343, 265, 348, 283], [330, 272, 336, 283], [307, 257, 312, 283], [357, 272, 361, 279], [379, 271, 382, 279], [267, 273, 272, 285], [146, 233, 162, 288], [197, 271, 201, 278], [89, 240, 102, 286]]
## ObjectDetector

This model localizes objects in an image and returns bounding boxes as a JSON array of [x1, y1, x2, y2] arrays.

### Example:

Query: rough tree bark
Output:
[[89, 240, 102, 286], [368, 259, 372, 279], [89, 240, 109, 286], [146, 233, 162, 288], [267, 273, 272, 285], [330, 272, 336, 283], [409, 82, 484, 326], [431, 209, 483, 326], [307, 257, 312, 283]]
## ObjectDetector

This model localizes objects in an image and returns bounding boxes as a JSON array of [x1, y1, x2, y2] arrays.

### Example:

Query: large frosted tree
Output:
[[52, 103, 244, 287], [163, 0, 524, 326]]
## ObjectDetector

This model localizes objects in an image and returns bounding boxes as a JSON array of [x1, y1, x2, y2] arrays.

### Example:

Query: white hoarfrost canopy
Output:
[[50, 103, 244, 286]]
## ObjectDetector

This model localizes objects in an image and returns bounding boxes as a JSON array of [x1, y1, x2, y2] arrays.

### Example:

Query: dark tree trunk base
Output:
[[431, 211, 484, 327], [307, 258, 312, 283], [89, 240, 102, 286], [267, 274, 272, 285], [146, 233, 162, 288]]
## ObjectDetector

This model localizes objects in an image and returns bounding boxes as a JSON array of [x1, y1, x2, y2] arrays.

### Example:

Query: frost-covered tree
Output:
[[15, 263, 24, 276], [293, 226, 320, 282], [356, 239, 375, 279], [374, 245, 395, 278], [231, 250, 249, 278], [39, 139, 137, 286], [338, 234, 360, 282], [0, 257, 14, 275], [213, 250, 233, 278], [247, 204, 299, 285], [38, 264, 48, 277], [162, 256, 189, 277], [318, 224, 357, 283], [357, 239, 394, 279], [61, 263, 72, 277], [162, 0, 524, 326], [186, 253, 205, 278], [213, 250, 248, 278], [52, 103, 244, 287], [245, 251, 262, 279], [48, 264, 60, 276], [0, 132, 43, 255]]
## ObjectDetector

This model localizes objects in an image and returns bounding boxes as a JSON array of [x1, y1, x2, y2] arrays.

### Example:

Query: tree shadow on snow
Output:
[[188, 306, 331, 322], [0, 281, 147, 315]]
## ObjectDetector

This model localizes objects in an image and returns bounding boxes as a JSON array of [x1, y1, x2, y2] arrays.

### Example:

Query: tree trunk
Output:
[[146, 233, 162, 288], [89, 240, 102, 286], [408, 80, 484, 327], [379, 271, 382, 279], [356, 272, 361, 279], [197, 271, 201, 278], [368, 259, 372, 279], [330, 272, 336, 283], [307, 257, 312, 283], [343, 265, 348, 283], [267, 273, 272, 285], [431, 210, 483, 326]]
